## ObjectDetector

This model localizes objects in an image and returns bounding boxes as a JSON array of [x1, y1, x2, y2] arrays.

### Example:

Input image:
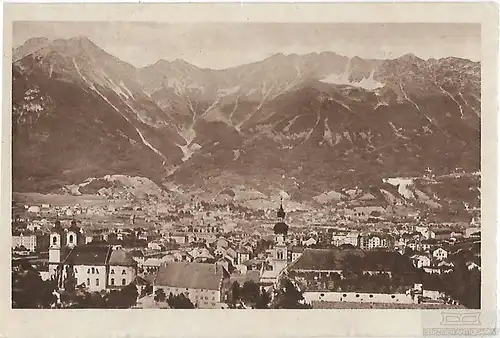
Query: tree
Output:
[[271, 277, 311, 309], [141, 284, 153, 297], [230, 281, 241, 305], [12, 260, 57, 308], [241, 281, 260, 307], [64, 264, 77, 293], [167, 293, 195, 309], [104, 284, 138, 308], [154, 288, 167, 303], [256, 287, 271, 309]]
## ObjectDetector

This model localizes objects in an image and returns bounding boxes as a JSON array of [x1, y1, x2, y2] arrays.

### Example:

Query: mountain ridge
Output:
[[12, 36, 480, 210]]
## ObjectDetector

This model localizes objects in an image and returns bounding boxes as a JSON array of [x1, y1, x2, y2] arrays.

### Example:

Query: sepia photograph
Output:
[[3, 2, 500, 338], [1, 6, 498, 338], [8, 19, 487, 312]]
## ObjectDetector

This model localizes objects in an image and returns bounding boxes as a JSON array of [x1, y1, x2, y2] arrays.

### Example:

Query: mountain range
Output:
[[12, 36, 480, 209]]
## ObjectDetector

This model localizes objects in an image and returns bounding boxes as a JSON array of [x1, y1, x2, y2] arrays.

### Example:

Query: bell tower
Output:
[[49, 220, 64, 277], [272, 198, 289, 273]]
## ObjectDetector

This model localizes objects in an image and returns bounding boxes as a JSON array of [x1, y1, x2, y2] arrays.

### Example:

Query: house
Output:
[[432, 247, 448, 261], [108, 248, 139, 288], [236, 249, 250, 265], [290, 246, 305, 262], [302, 237, 317, 247], [190, 247, 215, 262], [153, 262, 230, 309], [173, 251, 194, 263], [410, 254, 431, 269], [421, 239, 437, 251]]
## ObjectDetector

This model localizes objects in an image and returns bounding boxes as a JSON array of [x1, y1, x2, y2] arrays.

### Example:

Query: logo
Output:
[[440, 312, 481, 326]]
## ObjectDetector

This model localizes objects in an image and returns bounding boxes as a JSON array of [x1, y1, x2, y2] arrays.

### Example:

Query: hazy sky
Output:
[[13, 22, 481, 69]]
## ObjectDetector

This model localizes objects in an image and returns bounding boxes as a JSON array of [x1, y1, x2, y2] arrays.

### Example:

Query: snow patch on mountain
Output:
[[320, 58, 383, 91], [323, 117, 335, 146], [383, 177, 415, 199]]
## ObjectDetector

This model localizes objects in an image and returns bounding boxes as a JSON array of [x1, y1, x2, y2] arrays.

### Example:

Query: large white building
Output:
[[12, 233, 37, 252], [332, 231, 359, 247], [48, 220, 137, 292]]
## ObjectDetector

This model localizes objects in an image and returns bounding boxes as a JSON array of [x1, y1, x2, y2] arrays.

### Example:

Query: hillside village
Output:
[[13, 191, 481, 309]]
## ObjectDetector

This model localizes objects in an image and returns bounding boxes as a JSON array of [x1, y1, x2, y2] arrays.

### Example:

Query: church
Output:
[[48, 220, 137, 292], [260, 199, 291, 284]]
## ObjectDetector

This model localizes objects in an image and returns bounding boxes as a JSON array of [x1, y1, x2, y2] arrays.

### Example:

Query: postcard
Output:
[[2, 2, 498, 338]]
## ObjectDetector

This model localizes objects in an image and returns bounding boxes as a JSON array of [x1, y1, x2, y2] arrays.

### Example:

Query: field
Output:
[[13, 192, 109, 206]]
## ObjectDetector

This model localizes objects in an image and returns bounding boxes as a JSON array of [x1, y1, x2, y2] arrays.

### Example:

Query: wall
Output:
[[303, 291, 417, 304], [69, 264, 108, 292], [109, 265, 136, 288], [154, 285, 221, 309]]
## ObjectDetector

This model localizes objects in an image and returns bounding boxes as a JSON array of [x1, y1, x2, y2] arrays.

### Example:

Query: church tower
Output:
[[49, 220, 65, 277], [272, 198, 289, 273], [66, 219, 81, 248]]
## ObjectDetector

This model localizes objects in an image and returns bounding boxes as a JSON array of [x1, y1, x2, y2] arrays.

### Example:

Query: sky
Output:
[[13, 22, 481, 69]]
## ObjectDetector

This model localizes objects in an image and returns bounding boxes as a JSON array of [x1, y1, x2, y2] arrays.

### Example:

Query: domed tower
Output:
[[272, 198, 289, 273]]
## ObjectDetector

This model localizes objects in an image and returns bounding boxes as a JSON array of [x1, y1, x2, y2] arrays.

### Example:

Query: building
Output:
[[432, 247, 448, 261], [153, 262, 230, 308], [359, 234, 392, 250], [410, 254, 431, 269], [48, 220, 137, 292], [332, 231, 359, 247], [433, 230, 453, 241], [290, 246, 305, 262], [260, 200, 291, 285], [236, 249, 251, 265], [108, 248, 138, 288], [12, 233, 37, 252], [271, 199, 289, 274]]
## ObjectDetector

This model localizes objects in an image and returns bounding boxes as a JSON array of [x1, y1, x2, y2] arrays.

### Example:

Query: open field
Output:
[[13, 192, 109, 206]]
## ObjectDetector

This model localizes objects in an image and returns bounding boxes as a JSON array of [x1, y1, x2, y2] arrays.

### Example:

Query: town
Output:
[[12, 195, 481, 309]]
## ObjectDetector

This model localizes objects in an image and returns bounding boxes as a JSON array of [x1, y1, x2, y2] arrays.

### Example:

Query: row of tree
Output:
[[230, 281, 270, 308], [153, 289, 195, 309]]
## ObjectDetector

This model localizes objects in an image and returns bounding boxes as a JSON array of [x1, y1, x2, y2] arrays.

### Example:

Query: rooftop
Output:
[[108, 248, 137, 266], [63, 245, 111, 265], [155, 262, 225, 290]]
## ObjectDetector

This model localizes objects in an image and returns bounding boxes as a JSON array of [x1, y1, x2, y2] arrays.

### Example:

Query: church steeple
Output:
[[273, 197, 288, 236], [277, 197, 285, 219]]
